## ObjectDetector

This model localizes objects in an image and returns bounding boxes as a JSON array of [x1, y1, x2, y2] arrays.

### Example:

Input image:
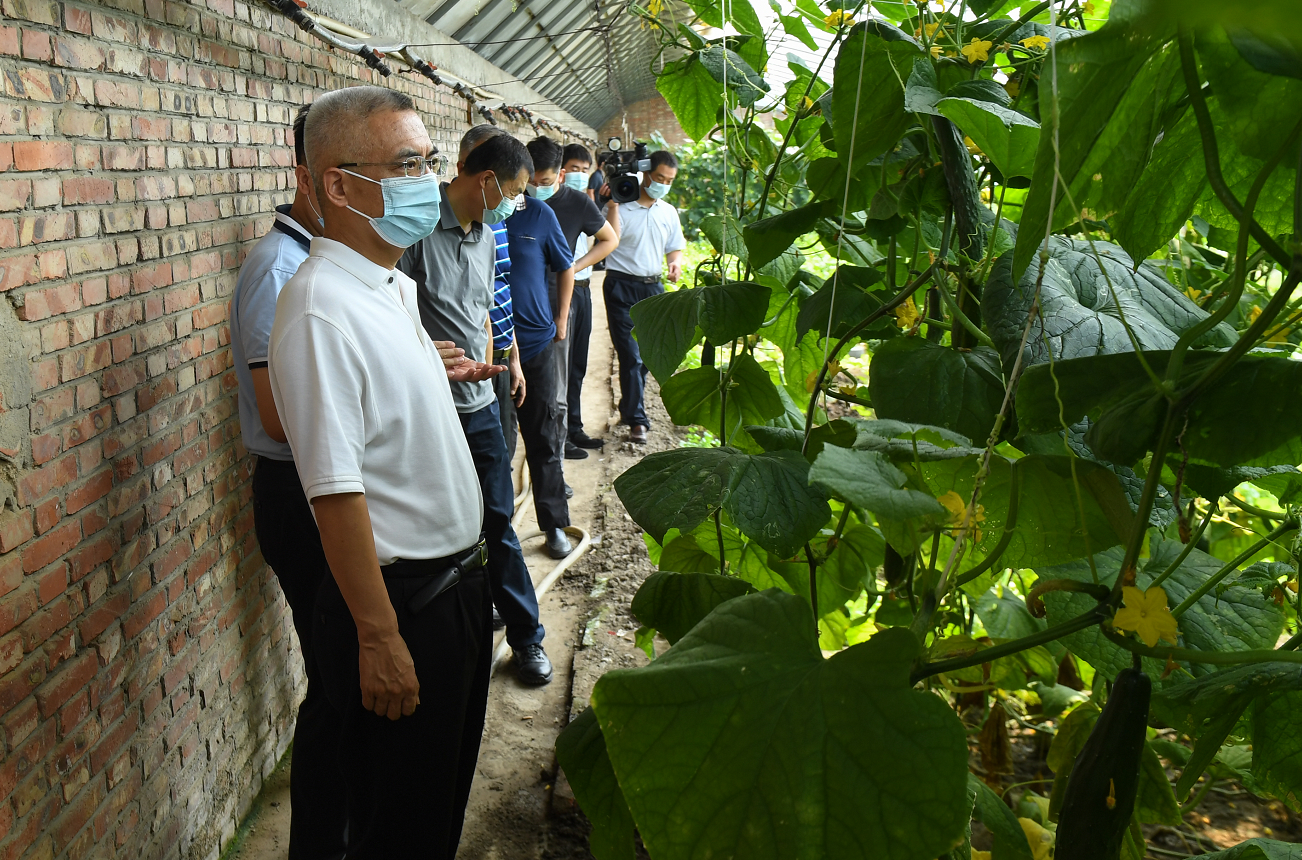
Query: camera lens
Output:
[[612, 174, 641, 204]]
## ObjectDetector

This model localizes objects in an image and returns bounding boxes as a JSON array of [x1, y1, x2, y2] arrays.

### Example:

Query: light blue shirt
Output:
[[230, 206, 311, 460]]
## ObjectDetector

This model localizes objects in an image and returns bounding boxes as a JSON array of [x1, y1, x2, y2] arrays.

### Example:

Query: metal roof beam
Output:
[[487, 2, 594, 67]]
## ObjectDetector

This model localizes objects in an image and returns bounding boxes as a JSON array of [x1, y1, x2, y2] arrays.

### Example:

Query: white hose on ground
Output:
[[492, 460, 592, 676]]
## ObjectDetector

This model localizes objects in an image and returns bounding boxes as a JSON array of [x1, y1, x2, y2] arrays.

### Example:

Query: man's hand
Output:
[[510, 352, 526, 406], [434, 340, 466, 370], [554, 317, 569, 342], [447, 361, 505, 383], [666, 260, 683, 283], [359, 627, 420, 720]]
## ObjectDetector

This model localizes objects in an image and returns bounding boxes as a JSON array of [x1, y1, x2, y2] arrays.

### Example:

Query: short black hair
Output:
[[292, 104, 310, 167], [525, 136, 563, 172], [562, 143, 592, 167], [464, 133, 534, 182], [650, 149, 679, 171]]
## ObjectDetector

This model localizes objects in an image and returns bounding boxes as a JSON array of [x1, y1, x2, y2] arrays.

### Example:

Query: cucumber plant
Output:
[[557, 1, 1302, 858]]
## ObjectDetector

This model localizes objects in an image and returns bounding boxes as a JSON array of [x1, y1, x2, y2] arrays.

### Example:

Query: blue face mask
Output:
[[646, 180, 672, 200], [563, 171, 588, 191], [530, 181, 556, 202], [482, 175, 519, 225], [341, 169, 441, 248]]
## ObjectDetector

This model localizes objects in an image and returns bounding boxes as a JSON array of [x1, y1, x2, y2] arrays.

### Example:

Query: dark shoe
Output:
[[629, 424, 647, 444], [514, 644, 553, 685], [492, 607, 505, 631], [545, 528, 572, 558], [565, 442, 589, 460], [565, 483, 574, 499], [570, 431, 604, 449]]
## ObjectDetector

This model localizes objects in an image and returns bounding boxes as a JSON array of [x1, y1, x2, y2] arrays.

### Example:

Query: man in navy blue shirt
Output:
[[506, 172, 575, 559]]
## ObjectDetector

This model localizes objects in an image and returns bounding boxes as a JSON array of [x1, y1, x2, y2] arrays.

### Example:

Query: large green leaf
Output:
[[1193, 103, 1299, 239], [1112, 111, 1208, 263], [661, 356, 784, 441], [1017, 350, 1302, 467], [969, 774, 1034, 860], [812, 523, 886, 615], [1136, 740, 1182, 825], [935, 97, 1039, 180], [630, 571, 755, 644], [629, 287, 701, 383], [657, 55, 724, 141], [868, 339, 1005, 446], [592, 594, 970, 860], [1041, 537, 1286, 684], [1250, 692, 1302, 813], [976, 587, 1046, 640], [1201, 27, 1302, 161], [985, 236, 1236, 373], [615, 447, 743, 543], [1012, 22, 1181, 279], [699, 44, 770, 107], [796, 267, 891, 341], [810, 446, 946, 520], [555, 707, 635, 860], [699, 281, 771, 344], [727, 450, 831, 558], [700, 212, 749, 262], [1185, 840, 1302, 860], [832, 22, 924, 172], [744, 201, 827, 269]]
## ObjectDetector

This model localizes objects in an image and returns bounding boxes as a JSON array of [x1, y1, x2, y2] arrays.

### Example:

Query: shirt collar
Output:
[[274, 204, 315, 242], [308, 237, 406, 291], [436, 181, 483, 242]]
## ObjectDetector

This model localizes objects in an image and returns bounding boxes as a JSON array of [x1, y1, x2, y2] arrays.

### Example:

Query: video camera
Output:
[[603, 138, 651, 204]]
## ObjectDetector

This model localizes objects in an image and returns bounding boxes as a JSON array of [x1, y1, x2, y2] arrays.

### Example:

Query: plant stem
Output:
[[806, 541, 820, 630], [1177, 29, 1291, 269], [1149, 502, 1216, 590], [987, 0, 1054, 48], [1170, 518, 1299, 618], [1111, 404, 1181, 604], [714, 508, 726, 573], [1226, 494, 1283, 523], [911, 605, 1106, 684], [954, 459, 1022, 587]]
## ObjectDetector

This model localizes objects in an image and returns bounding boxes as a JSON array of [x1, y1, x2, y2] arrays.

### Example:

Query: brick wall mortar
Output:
[[0, 1, 560, 858], [598, 93, 688, 148]]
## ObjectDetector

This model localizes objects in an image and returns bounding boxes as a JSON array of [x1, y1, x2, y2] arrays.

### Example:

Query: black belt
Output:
[[382, 537, 487, 615], [606, 270, 661, 284], [573, 278, 591, 288]]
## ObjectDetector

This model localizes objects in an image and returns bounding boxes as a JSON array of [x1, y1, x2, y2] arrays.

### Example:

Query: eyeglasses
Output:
[[337, 153, 448, 177]]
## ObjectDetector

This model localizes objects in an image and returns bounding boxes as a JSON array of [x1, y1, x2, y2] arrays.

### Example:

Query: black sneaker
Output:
[[570, 431, 604, 449], [513, 644, 553, 685], [564, 442, 589, 460], [492, 607, 505, 631], [564, 484, 574, 500]]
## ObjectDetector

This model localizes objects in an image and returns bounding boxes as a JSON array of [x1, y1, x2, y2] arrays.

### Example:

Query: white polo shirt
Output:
[[268, 237, 483, 565], [603, 198, 686, 279]]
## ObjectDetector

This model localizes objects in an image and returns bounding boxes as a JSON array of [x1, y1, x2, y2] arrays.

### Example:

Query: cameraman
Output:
[[601, 149, 684, 444]]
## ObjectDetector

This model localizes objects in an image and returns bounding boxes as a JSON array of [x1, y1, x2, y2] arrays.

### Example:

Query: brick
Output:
[[0, 510, 33, 553], [30, 387, 75, 430], [22, 518, 80, 573], [77, 590, 128, 643], [19, 212, 75, 246], [35, 651, 97, 719], [58, 340, 112, 382], [102, 145, 144, 170], [121, 590, 164, 640], [17, 452, 77, 505], [66, 468, 112, 515], [52, 35, 106, 70], [0, 652, 46, 716], [12, 140, 73, 171], [0, 179, 30, 211], [21, 29, 51, 62], [2, 0, 61, 25], [0, 26, 15, 56], [1, 67, 67, 103], [62, 178, 114, 207], [66, 241, 116, 276]]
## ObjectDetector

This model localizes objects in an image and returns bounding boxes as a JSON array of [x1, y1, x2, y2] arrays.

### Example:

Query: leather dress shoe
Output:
[[565, 442, 589, 460], [513, 644, 553, 685], [629, 424, 647, 444], [570, 431, 604, 449], [545, 528, 572, 558], [492, 607, 505, 631], [565, 483, 574, 499]]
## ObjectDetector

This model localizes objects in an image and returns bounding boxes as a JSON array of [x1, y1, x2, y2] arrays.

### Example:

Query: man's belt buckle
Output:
[[456, 538, 488, 573]]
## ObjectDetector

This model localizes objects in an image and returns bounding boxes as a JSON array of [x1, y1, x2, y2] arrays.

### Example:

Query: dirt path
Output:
[[223, 273, 675, 860]]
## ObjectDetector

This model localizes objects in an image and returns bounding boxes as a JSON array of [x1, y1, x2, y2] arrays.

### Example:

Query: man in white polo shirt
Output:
[[602, 148, 686, 444], [268, 86, 502, 859]]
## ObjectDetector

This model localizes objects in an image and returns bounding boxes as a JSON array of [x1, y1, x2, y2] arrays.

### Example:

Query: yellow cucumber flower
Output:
[[894, 296, 921, 329], [1020, 34, 1051, 50], [824, 9, 855, 27], [1113, 585, 1180, 648], [961, 38, 993, 63]]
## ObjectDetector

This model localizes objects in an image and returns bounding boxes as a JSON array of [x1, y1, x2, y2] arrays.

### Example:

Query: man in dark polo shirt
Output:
[[398, 131, 553, 686]]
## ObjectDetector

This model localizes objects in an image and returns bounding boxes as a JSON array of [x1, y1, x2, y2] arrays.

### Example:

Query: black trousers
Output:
[[604, 274, 663, 428], [251, 456, 346, 860], [565, 279, 593, 438], [517, 340, 570, 531], [313, 558, 492, 859]]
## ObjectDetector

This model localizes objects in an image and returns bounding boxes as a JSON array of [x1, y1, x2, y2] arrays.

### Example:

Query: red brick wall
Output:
[[0, 2, 542, 858], [598, 93, 688, 147]]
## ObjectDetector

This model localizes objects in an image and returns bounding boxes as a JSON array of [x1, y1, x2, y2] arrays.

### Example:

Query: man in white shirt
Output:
[[602, 149, 686, 443], [268, 86, 501, 859]]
